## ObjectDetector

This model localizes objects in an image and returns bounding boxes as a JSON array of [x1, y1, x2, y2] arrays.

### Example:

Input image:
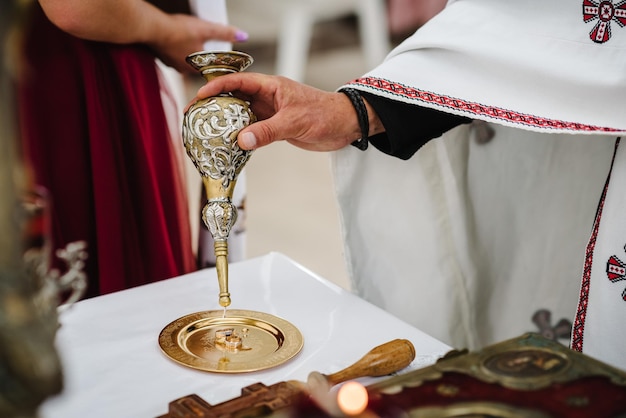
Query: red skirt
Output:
[[17, 4, 195, 297]]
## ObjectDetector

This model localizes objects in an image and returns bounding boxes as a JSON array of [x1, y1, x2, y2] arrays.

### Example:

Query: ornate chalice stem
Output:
[[183, 51, 255, 308], [202, 177, 239, 307]]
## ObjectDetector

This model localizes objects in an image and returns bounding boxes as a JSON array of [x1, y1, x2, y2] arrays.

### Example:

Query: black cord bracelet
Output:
[[340, 88, 369, 151]]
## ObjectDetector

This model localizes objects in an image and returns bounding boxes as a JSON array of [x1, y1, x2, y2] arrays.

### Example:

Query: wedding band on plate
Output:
[[159, 309, 303, 373]]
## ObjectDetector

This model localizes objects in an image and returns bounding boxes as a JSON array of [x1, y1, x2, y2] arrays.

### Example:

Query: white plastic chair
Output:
[[275, 0, 390, 81]]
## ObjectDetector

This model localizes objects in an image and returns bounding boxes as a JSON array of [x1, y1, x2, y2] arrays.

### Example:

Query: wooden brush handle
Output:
[[324, 339, 416, 386]]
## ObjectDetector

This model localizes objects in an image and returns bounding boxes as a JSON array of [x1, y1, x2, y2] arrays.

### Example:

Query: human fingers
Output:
[[235, 118, 288, 150], [235, 104, 353, 152], [150, 15, 248, 73], [191, 75, 354, 151], [184, 73, 263, 114], [195, 20, 248, 44], [168, 14, 247, 45], [194, 72, 275, 102]]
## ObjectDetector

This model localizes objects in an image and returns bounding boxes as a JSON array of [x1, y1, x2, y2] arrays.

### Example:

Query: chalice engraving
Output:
[[163, 52, 303, 374], [182, 51, 255, 308]]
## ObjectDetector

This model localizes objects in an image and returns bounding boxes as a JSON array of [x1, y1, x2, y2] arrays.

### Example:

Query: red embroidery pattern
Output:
[[351, 77, 622, 133], [607, 255, 626, 281], [583, 0, 626, 43], [606, 254, 626, 300], [571, 139, 621, 352]]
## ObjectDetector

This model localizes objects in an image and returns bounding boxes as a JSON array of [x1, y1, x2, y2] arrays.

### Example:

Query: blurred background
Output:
[[185, 0, 445, 290], [0, 1, 445, 413], [228, 3, 369, 292]]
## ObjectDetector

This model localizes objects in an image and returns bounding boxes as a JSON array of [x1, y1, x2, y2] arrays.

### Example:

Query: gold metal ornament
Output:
[[158, 309, 304, 373], [182, 51, 256, 308], [404, 402, 552, 418], [169, 51, 304, 373]]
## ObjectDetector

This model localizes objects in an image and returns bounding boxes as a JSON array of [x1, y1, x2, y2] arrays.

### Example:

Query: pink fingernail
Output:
[[235, 30, 249, 42]]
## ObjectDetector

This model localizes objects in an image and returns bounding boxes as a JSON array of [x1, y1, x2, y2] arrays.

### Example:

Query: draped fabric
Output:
[[572, 138, 626, 369], [333, 127, 615, 350], [332, 0, 626, 369], [17, 4, 195, 298], [354, 0, 626, 133]]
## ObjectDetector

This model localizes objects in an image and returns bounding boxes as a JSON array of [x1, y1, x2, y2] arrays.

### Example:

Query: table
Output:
[[40, 252, 451, 417]]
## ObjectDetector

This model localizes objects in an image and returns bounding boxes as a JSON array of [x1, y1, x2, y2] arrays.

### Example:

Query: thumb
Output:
[[236, 121, 279, 150]]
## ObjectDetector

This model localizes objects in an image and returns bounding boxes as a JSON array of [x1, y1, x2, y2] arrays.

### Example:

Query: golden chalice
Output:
[[159, 51, 303, 373], [182, 51, 255, 308]]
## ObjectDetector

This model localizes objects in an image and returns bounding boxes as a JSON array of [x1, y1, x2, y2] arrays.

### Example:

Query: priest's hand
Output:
[[193, 73, 382, 151]]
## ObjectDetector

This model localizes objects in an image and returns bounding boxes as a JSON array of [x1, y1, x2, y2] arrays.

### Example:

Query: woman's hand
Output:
[[39, 0, 247, 73], [146, 13, 248, 74], [192, 73, 368, 151]]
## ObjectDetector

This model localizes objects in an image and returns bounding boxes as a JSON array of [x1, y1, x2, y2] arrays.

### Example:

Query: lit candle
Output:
[[337, 381, 369, 416]]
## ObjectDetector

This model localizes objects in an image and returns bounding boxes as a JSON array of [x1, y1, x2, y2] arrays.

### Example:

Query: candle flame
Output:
[[337, 381, 368, 416]]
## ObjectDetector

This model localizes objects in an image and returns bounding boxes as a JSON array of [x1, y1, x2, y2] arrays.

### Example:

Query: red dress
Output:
[[17, 4, 195, 298]]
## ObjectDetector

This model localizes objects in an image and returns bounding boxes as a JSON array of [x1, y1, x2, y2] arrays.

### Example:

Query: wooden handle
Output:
[[323, 339, 416, 386]]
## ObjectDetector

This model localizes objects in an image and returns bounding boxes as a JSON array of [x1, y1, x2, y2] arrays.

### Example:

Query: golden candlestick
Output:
[[182, 51, 255, 308]]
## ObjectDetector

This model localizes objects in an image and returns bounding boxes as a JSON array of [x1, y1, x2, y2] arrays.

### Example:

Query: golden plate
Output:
[[158, 309, 304, 373]]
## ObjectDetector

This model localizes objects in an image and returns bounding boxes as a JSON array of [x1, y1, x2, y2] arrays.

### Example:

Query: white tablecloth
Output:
[[40, 252, 451, 417]]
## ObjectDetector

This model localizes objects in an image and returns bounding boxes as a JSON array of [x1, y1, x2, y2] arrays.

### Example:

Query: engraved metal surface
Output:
[[371, 333, 626, 394], [159, 310, 304, 373], [182, 51, 256, 308], [480, 348, 570, 387], [202, 200, 237, 241], [407, 402, 552, 418], [186, 51, 253, 78], [182, 97, 253, 189]]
